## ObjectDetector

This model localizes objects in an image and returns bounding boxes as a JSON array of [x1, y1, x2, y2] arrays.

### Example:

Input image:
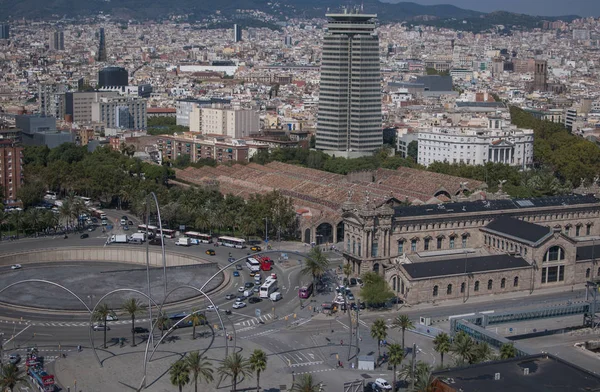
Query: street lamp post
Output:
[[264, 218, 268, 243]]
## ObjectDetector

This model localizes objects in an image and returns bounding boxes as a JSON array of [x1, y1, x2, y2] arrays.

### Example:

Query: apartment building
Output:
[[417, 117, 534, 168], [38, 83, 68, 119], [193, 106, 260, 138], [0, 140, 23, 204], [91, 96, 147, 130], [65, 91, 118, 124]]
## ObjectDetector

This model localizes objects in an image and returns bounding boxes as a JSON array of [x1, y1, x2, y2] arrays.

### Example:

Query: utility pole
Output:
[[355, 307, 360, 369], [410, 343, 417, 391]]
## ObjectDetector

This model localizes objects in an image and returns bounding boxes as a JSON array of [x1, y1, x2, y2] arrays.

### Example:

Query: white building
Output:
[[417, 117, 534, 168], [91, 96, 147, 130], [396, 128, 418, 159], [194, 105, 260, 138]]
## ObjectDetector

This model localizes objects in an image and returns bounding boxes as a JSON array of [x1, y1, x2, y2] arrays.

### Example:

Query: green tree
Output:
[[388, 343, 405, 392], [300, 246, 329, 289], [342, 262, 352, 285], [432, 332, 451, 368], [189, 310, 206, 340], [392, 314, 414, 351], [370, 318, 388, 359], [0, 363, 26, 392], [185, 351, 214, 392], [291, 374, 321, 392], [92, 302, 116, 349], [122, 298, 144, 347], [500, 343, 518, 359], [8, 211, 24, 239], [156, 313, 172, 339], [473, 342, 494, 363], [450, 331, 476, 365], [170, 359, 190, 392], [218, 352, 252, 392], [407, 140, 418, 162], [359, 272, 395, 306], [249, 349, 268, 391], [16, 181, 45, 208]]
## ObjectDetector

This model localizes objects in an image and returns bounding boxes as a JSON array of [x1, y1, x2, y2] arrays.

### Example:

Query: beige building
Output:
[[70, 91, 118, 125], [342, 194, 600, 304], [190, 105, 259, 138]]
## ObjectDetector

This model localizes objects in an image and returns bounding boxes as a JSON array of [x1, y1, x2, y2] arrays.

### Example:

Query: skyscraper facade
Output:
[[233, 24, 242, 42], [0, 24, 9, 40], [97, 27, 107, 62], [316, 9, 382, 155], [49, 30, 65, 51]]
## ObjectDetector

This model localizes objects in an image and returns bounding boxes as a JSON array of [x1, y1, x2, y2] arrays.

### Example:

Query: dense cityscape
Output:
[[0, 1, 600, 391]]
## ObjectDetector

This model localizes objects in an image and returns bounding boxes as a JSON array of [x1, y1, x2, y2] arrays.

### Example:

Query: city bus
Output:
[[257, 256, 273, 271], [246, 257, 261, 272], [217, 236, 246, 249], [137, 224, 158, 233], [298, 283, 314, 299], [161, 228, 176, 238], [260, 278, 278, 298], [184, 231, 213, 244]]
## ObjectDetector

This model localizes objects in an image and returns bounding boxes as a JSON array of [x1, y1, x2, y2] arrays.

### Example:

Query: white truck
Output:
[[176, 237, 191, 246], [270, 292, 282, 301], [109, 234, 128, 244], [129, 232, 146, 242]]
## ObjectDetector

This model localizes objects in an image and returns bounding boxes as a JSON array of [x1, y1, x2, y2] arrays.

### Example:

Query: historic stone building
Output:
[[342, 193, 600, 304]]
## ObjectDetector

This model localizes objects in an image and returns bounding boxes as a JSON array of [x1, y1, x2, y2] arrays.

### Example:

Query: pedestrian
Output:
[[341, 339, 344, 345], [351, 362, 355, 369]]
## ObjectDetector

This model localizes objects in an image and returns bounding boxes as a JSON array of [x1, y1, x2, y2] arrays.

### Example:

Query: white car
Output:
[[238, 286, 245, 292], [207, 305, 219, 311], [232, 302, 246, 309], [106, 314, 118, 321], [375, 378, 392, 390], [11, 264, 21, 270]]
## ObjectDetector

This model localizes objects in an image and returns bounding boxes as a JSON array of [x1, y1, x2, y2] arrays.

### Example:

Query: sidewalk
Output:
[[53, 332, 294, 391]]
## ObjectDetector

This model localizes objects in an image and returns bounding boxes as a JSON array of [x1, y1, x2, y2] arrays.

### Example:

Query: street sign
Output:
[[255, 309, 261, 317]]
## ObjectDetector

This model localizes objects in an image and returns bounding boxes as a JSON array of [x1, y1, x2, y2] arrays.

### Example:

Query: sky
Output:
[[384, 0, 600, 17]]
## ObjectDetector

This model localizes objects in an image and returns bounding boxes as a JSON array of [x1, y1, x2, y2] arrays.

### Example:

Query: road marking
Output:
[[336, 320, 349, 330], [5, 325, 31, 344]]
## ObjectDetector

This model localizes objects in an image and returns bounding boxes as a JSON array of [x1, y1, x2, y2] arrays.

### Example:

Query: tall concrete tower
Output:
[[49, 30, 65, 51], [97, 27, 107, 62], [233, 24, 242, 43], [533, 59, 548, 92], [316, 8, 382, 156]]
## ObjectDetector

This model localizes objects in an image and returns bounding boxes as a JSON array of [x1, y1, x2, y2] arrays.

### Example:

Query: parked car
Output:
[[206, 249, 216, 256], [250, 245, 262, 252], [8, 354, 21, 365], [225, 294, 236, 300], [80, 233, 89, 239], [248, 297, 262, 304], [232, 301, 246, 309], [375, 378, 392, 390], [233, 271, 240, 277], [11, 264, 22, 270], [236, 264, 243, 270]]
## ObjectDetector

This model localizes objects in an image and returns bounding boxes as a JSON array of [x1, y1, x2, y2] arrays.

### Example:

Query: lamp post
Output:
[[264, 218, 268, 243]]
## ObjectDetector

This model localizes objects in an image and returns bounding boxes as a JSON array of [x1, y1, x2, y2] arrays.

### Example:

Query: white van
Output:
[[270, 292, 282, 301], [176, 237, 191, 246]]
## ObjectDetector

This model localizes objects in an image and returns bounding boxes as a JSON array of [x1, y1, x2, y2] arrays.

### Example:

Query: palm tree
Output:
[[249, 349, 268, 391], [500, 343, 518, 360], [170, 359, 190, 392], [291, 374, 321, 392], [450, 332, 476, 365], [8, 210, 23, 238], [432, 332, 451, 368], [343, 262, 352, 284], [413, 362, 434, 392], [122, 298, 144, 347], [392, 314, 414, 351], [0, 363, 26, 392], [0, 210, 7, 239], [300, 246, 329, 290], [370, 318, 388, 360], [156, 313, 172, 339], [92, 302, 116, 349], [473, 342, 493, 363], [218, 352, 252, 392], [189, 310, 206, 340], [185, 351, 214, 392], [26, 208, 42, 236], [59, 199, 72, 231], [388, 343, 405, 392]]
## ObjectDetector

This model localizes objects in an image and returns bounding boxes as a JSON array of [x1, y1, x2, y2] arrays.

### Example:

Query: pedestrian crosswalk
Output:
[[233, 312, 273, 327], [0, 318, 151, 328]]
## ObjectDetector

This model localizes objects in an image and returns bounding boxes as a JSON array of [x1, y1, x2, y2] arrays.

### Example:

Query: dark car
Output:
[[225, 294, 236, 300], [236, 264, 243, 270], [132, 327, 149, 334], [122, 215, 128, 220], [244, 282, 254, 289], [248, 297, 262, 304], [149, 238, 163, 246], [228, 257, 235, 263], [128, 220, 134, 225], [80, 233, 89, 239], [364, 382, 382, 392]]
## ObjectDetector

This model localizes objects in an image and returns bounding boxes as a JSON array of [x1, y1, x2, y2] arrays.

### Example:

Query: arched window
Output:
[[352, 240, 356, 255], [474, 281, 480, 292], [462, 234, 468, 248], [543, 246, 565, 262], [447, 284, 453, 295], [373, 263, 380, 274], [514, 276, 519, 287], [460, 282, 465, 293], [433, 285, 439, 297], [501, 278, 506, 289], [586, 268, 591, 278], [347, 237, 351, 252], [487, 279, 493, 290], [587, 223, 592, 236], [392, 276, 397, 291], [397, 240, 404, 255]]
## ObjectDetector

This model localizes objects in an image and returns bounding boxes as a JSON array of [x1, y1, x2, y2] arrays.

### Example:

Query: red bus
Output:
[[298, 283, 314, 299], [259, 259, 272, 271]]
